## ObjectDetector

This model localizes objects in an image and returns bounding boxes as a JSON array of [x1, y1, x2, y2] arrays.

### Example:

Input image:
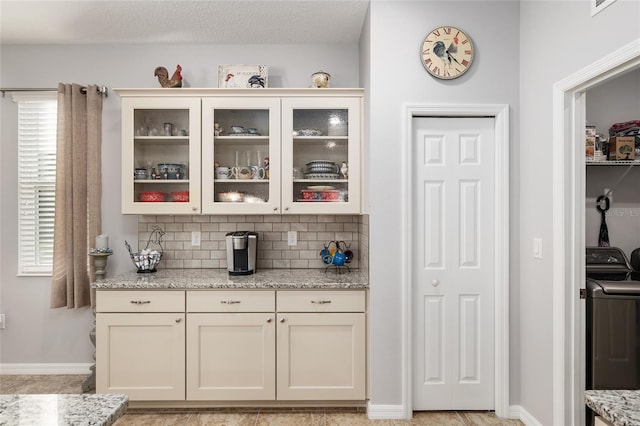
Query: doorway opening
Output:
[[552, 39, 640, 426]]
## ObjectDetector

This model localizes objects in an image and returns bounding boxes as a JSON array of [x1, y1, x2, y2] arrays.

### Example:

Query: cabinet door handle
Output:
[[130, 300, 151, 305], [175, 318, 182, 323], [220, 300, 241, 304], [273, 207, 278, 212], [280, 318, 285, 323], [284, 207, 289, 211], [192, 207, 197, 211], [266, 318, 272, 323], [311, 300, 332, 304]]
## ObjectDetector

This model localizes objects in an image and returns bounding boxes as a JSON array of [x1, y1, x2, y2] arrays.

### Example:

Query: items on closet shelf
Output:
[[609, 119, 640, 158]]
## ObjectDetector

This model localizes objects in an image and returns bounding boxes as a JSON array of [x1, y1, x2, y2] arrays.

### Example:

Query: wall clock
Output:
[[420, 26, 474, 80]]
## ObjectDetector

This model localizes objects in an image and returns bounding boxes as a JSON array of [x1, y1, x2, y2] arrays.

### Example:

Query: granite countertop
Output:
[[0, 394, 128, 426], [585, 390, 640, 426], [92, 268, 369, 290]]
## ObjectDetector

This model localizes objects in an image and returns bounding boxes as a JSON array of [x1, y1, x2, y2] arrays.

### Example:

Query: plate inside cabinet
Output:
[[307, 185, 335, 190]]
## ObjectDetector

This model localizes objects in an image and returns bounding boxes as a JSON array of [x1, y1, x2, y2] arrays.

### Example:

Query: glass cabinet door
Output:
[[201, 98, 281, 214], [121, 97, 201, 214], [281, 97, 361, 214]]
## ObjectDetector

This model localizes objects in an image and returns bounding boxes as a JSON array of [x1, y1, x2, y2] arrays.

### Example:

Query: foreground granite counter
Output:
[[585, 390, 640, 426], [0, 394, 127, 426], [92, 268, 368, 290]]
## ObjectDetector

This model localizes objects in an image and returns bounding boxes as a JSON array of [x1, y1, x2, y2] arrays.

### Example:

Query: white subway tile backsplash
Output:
[[138, 214, 368, 271]]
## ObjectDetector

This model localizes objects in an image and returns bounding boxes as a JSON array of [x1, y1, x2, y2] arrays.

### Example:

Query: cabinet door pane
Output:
[[121, 97, 201, 214], [282, 97, 361, 214], [276, 313, 366, 400], [186, 313, 276, 400], [96, 313, 186, 401], [202, 98, 281, 214]]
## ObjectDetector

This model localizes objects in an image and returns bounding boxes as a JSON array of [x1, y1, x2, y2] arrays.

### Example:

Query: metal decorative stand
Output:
[[324, 264, 351, 274], [83, 251, 112, 393]]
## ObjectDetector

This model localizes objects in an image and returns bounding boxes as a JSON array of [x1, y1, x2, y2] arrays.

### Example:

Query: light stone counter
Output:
[[0, 394, 127, 426], [585, 390, 640, 426], [92, 268, 368, 290]]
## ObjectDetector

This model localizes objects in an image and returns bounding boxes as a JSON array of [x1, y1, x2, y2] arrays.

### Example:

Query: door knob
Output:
[[431, 279, 440, 287]]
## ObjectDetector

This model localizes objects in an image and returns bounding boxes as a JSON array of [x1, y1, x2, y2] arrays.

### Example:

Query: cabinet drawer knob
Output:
[[130, 300, 151, 305], [280, 318, 285, 323], [266, 318, 272, 323], [311, 300, 332, 304], [220, 300, 241, 304], [192, 207, 197, 211], [273, 207, 278, 212], [175, 318, 182, 323]]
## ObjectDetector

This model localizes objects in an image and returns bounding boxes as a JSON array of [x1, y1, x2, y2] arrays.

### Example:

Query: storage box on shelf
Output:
[[116, 89, 363, 215], [608, 136, 636, 161]]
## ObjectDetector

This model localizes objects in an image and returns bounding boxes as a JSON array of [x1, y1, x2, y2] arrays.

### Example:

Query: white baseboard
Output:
[[0, 363, 92, 375], [367, 403, 408, 420], [511, 405, 544, 426]]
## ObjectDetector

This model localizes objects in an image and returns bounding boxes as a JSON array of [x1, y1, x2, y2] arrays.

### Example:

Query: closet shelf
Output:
[[586, 160, 640, 166]]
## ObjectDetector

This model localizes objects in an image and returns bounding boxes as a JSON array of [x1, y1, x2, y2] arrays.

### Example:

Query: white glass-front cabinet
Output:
[[201, 98, 281, 214], [282, 97, 361, 214], [120, 96, 202, 214], [118, 89, 362, 215]]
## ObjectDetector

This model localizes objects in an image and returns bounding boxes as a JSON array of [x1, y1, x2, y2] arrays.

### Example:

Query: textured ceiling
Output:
[[0, 0, 369, 45]]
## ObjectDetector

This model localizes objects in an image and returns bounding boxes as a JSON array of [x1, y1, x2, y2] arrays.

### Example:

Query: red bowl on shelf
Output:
[[300, 190, 339, 201], [171, 191, 189, 202], [139, 191, 166, 202], [321, 190, 339, 201]]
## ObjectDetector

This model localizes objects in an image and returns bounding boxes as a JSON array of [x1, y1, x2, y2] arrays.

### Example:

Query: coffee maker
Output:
[[225, 231, 258, 275]]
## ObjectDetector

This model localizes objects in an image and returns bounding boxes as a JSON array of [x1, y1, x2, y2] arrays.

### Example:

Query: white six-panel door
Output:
[[412, 117, 495, 410]]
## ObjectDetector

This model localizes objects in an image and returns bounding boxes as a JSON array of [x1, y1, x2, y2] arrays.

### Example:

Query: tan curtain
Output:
[[51, 83, 102, 309]]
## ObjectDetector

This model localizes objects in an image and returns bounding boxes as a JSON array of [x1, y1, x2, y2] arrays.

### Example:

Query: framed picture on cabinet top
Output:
[[591, 0, 616, 16], [218, 65, 268, 88]]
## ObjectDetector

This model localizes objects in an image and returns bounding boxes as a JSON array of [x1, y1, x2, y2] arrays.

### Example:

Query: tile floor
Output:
[[0, 375, 524, 425]]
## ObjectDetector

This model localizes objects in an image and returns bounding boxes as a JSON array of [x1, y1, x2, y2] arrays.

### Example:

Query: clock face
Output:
[[420, 26, 474, 80]]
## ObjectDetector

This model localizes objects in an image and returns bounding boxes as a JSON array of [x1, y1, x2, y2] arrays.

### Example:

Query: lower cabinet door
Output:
[[186, 313, 276, 400], [96, 313, 186, 401], [276, 313, 366, 400]]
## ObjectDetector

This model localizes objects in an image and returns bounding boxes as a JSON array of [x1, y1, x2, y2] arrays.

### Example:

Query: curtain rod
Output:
[[0, 86, 108, 97]]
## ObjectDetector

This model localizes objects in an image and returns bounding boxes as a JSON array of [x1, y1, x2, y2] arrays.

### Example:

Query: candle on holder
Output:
[[95, 234, 108, 250]]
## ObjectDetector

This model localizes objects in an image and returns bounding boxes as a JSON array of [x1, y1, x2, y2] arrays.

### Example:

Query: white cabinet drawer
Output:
[[96, 290, 185, 313], [277, 290, 365, 312], [187, 290, 275, 312]]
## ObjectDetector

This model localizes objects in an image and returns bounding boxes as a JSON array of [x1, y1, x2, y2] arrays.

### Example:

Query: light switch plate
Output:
[[287, 231, 297, 246], [533, 238, 543, 259], [192, 231, 201, 246]]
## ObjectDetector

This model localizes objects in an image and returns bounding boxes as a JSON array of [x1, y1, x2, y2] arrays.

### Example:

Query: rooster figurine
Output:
[[154, 64, 183, 88]]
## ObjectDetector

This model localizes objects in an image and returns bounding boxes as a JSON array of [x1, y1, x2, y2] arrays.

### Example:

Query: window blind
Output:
[[15, 93, 58, 275]]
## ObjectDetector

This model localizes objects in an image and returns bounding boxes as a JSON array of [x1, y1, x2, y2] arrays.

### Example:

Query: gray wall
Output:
[[0, 44, 360, 364], [366, 0, 521, 407], [2, 1, 639, 421], [519, 1, 640, 424]]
